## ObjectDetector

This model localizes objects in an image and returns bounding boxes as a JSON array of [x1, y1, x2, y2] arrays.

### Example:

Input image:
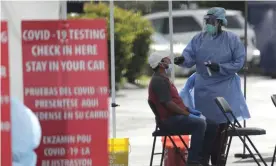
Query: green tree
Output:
[[69, 2, 153, 88]]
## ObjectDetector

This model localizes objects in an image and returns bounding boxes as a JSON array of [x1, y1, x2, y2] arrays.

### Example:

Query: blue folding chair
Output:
[[148, 100, 189, 166], [215, 97, 267, 166]]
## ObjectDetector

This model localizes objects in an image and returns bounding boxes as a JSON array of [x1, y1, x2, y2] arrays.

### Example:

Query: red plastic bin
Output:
[[161, 135, 190, 166]]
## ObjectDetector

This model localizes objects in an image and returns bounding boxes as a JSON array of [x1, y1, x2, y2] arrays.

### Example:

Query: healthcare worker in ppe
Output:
[[175, 7, 251, 166]]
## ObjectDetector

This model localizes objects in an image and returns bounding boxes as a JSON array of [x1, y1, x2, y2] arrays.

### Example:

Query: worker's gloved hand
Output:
[[188, 108, 201, 116], [174, 56, 185, 65], [205, 62, 220, 72]]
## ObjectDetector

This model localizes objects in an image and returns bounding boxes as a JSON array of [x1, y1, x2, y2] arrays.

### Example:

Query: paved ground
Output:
[[109, 75, 276, 166]]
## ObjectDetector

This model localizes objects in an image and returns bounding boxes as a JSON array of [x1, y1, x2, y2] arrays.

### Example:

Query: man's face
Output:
[[159, 57, 171, 69]]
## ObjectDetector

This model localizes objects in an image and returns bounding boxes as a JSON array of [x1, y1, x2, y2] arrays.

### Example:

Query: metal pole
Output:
[[235, 0, 251, 159], [168, 0, 175, 83], [243, 0, 248, 155], [59, 1, 67, 20], [110, 0, 117, 138]]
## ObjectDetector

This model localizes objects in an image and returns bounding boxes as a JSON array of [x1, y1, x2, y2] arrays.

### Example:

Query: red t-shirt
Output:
[[148, 73, 187, 121]]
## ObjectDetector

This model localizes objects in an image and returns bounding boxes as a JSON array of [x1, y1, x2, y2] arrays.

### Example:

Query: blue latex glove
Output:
[[188, 113, 201, 119], [188, 108, 201, 116]]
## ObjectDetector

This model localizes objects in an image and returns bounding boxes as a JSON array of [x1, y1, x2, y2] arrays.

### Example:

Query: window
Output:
[[151, 19, 165, 34], [151, 33, 169, 44], [225, 15, 244, 29], [67, 1, 86, 13], [163, 16, 202, 34]]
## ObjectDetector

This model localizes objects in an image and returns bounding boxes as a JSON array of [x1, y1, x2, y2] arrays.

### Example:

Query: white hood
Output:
[[11, 98, 41, 166]]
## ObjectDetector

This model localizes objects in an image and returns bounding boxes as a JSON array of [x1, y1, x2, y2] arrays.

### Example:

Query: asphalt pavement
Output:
[[109, 75, 276, 166]]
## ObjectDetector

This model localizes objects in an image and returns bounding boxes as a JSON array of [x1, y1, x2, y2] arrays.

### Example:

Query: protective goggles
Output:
[[203, 14, 218, 25]]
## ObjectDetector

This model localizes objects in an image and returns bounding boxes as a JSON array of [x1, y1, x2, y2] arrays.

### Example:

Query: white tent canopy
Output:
[[1, 1, 64, 101]]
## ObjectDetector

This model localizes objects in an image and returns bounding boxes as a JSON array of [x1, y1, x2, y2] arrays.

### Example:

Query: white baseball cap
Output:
[[148, 51, 170, 69]]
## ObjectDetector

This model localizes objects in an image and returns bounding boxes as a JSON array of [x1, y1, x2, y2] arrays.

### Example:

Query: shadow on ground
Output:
[[233, 153, 274, 164]]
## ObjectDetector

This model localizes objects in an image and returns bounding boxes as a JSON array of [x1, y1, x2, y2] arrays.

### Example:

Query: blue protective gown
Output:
[[179, 31, 250, 124], [11, 97, 42, 166], [179, 73, 196, 109]]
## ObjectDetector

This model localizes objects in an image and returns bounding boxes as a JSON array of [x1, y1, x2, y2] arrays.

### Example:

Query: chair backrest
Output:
[[215, 97, 242, 127], [148, 100, 162, 127], [215, 97, 232, 113], [271, 94, 276, 107]]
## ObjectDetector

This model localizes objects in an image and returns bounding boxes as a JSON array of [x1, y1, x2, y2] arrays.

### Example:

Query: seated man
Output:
[[148, 52, 206, 166]]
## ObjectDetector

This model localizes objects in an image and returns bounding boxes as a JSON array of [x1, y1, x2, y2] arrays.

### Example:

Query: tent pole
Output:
[[59, 1, 67, 20], [243, 0, 248, 156], [235, 0, 252, 159], [110, 0, 117, 138], [168, 0, 175, 83]]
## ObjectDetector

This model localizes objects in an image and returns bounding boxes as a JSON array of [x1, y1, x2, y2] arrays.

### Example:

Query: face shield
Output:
[[203, 14, 220, 35]]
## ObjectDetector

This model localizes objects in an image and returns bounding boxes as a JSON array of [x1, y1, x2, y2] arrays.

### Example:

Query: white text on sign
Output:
[[41, 158, 92, 166], [1, 65, 7, 78], [1, 95, 9, 105], [22, 29, 106, 41], [43, 135, 92, 145], [1, 66, 7, 78], [1, 121, 11, 132], [31, 45, 98, 56], [35, 110, 108, 121], [25, 60, 105, 72], [1, 31, 8, 43], [34, 98, 99, 109], [24, 86, 103, 97]]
